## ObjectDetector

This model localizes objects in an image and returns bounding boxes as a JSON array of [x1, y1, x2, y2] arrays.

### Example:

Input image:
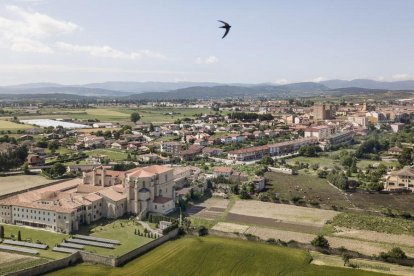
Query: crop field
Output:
[[50, 236, 381, 276], [0, 120, 32, 131], [347, 191, 414, 213], [228, 200, 338, 227], [264, 172, 353, 209], [332, 212, 414, 236], [0, 175, 56, 196], [78, 218, 153, 256]]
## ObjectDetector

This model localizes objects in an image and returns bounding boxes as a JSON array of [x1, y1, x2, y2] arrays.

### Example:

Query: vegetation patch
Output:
[[332, 213, 414, 236]]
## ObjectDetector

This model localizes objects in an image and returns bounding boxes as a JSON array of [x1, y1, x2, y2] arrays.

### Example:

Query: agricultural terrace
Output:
[[0, 175, 56, 197], [49, 236, 381, 276]]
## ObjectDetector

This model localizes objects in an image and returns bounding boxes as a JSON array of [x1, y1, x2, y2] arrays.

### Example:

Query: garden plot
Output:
[[187, 197, 230, 220], [53, 247, 78, 254], [60, 242, 84, 249], [211, 222, 250, 233], [229, 201, 338, 227]]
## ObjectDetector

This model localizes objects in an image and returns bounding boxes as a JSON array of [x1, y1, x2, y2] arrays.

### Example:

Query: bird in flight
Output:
[[218, 20, 231, 39]]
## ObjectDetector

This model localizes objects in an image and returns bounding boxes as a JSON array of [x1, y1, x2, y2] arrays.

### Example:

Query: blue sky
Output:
[[0, 0, 413, 85]]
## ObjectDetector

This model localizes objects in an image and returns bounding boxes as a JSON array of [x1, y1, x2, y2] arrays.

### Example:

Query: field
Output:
[[0, 175, 56, 196], [49, 236, 381, 276], [84, 149, 129, 161], [332, 212, 414, 236], [0, 252, 48, 275], [264, 172, 353, 209], [347, 191, 414, 213], [0, 224, 68, 259], [78, 218, 153, 256], [10, 107, 212, 123], [311, 251, 414, 276], [0, 120, 32, 131]]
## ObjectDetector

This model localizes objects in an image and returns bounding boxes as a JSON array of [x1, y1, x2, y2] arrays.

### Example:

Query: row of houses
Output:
[[227, 137, 318, 161]]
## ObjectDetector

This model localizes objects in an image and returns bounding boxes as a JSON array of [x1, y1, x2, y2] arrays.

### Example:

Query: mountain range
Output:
[[0, 79, 414, 100]]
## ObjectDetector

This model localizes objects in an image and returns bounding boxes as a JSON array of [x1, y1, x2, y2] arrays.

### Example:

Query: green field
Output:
[[265, 172, 353, 209], [50, 236, 381, 276], [11, 107, 212, 123], [84, 149, 129, 161], [0, 120, 32, 131], [78, 218, 153, 256]]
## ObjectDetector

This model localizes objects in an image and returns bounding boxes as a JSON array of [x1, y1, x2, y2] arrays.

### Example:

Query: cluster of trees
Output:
[[298, 145, 321, 157], [0, 135, 17, 144], [43, 162, 66, 178], [229, 112, 273, 121], [398, 148, 413, 166], [355, 138, 389, 159], [327, 170, 349, 190], [0, 145, 28, 172]]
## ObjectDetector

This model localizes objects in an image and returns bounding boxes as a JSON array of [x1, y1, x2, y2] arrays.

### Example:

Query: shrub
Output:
[[198, 226, 208, 236], [311, 234, 329, 248], [380, 247, 407, 260]]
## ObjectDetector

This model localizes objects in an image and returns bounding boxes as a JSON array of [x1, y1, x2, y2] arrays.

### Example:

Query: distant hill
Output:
[[321, 79, 414, 90], [1, 79, 414, 100], [0, 93, 90, 101]]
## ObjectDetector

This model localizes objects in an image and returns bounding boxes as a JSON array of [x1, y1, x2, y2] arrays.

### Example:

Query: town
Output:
[[1, 95, 414, 275]]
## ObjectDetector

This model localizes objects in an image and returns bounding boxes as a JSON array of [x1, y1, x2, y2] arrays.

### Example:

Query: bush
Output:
[[380, 247, 407, 260], [311, 234, 329, 248], [198, 226, 208, 236]]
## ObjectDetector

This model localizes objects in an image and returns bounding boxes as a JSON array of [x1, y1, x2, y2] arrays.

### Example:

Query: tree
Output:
[[0, 225, 4, 239], [17, 230, 21, 241], [22, 162, 30, 175], [388, 247, 407, 260], [130, 112, 141, 123], [398, 148, 413, 166], [50, 162, 66, 177], [311, 234, 329, 248]]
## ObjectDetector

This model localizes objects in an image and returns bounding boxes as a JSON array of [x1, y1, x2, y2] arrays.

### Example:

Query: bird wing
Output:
[[222, 27, 230, 39], [218, 20, 230, 27]]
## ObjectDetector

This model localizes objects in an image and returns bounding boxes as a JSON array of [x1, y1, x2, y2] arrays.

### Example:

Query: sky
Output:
[[0, 0, 414, 85]]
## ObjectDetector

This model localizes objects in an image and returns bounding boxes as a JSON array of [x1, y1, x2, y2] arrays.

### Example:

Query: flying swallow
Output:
[[218, 20, 231, 39]]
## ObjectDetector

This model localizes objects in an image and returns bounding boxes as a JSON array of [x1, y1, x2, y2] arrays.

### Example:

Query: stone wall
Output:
[[79, 251, 116, 266], [9, 252, 81, 276]]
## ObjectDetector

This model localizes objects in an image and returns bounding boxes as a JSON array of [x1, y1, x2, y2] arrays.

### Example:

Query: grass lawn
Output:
[[49, 236, 382, 276], [84, 149, 129, 161], [265, 172, 353, 209], [0, 224, 68, 259], [0, 120, 32, 131], [0, 175, 56, 196], [78, 218, 154, 257]]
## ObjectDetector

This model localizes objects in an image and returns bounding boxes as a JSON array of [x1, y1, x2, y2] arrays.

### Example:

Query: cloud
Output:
[[273, 79, 289, 85], [392, 74, 410, 81], [312, 76, 327, 82], [195, 55, 218, 65], [0, 5, 77, 53], [0, 6, 166, 60], [55, 42, 165, 60]]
